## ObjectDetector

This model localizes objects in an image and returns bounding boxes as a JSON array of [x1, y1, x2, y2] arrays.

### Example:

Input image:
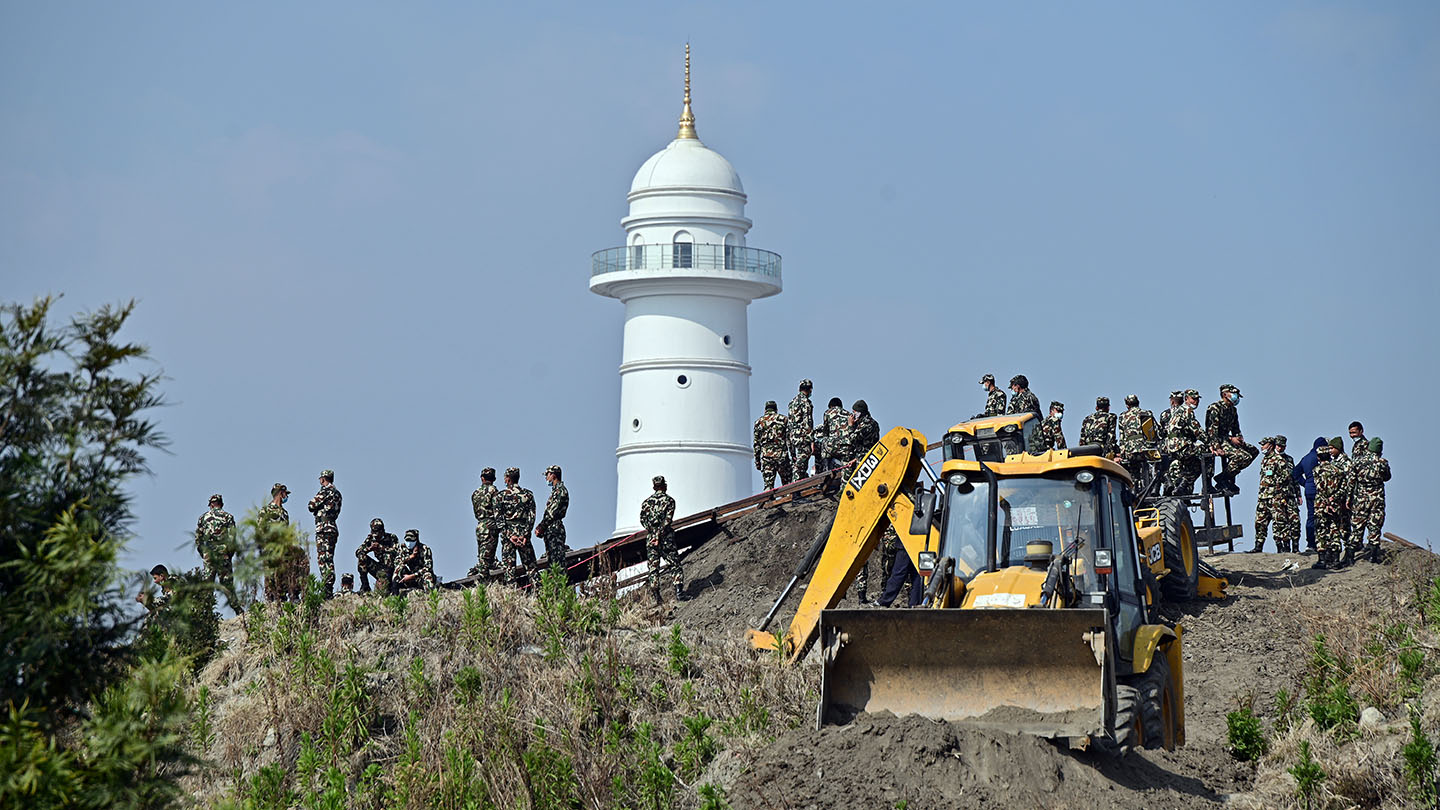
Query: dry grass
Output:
[[182, 576, 816, 809]]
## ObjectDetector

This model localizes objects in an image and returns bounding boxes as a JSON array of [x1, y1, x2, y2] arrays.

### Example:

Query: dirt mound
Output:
[[673, 494, 843, 636]]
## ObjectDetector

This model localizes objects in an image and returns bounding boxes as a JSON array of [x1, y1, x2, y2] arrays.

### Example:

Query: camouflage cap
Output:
[[764, 400, 777, 411], [370, 517, 385, 529], [208, 493, 224, 506], [1369, 437, 1383, 454], [652, 475, 667, 488], [980, 373, 995, 384], [270, 482, 290, 497], [1259, 436, 1274, 446], [1009, 374, 1028, 388], [799, 378, 813, 390], [1273, 434, 1288, 447], [544, 464, 561, 477], [1124, 394, 1139, 407], [1050, 401, 1064, 413], [1169, 390, 1183, 399], [505, 467, 520, 480], [480, 467, 496, 479], [319, 469, 335, 480], [404, 529, 419, 541], [1095, 396, 1109, 408], [1220, 383, 1241, 395], [1184, 389, 1200, 400], [1328, 437, 1345, 451]]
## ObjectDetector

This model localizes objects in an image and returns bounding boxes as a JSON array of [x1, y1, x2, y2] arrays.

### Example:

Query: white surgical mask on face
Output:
[[406, 540, 418, 549]]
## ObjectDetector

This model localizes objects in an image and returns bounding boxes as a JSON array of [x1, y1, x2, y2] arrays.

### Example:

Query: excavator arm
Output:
[[746, 426, 930, 664]]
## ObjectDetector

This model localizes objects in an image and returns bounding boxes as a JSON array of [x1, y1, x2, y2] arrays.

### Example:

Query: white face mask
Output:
[[405, 540, 418, 550]]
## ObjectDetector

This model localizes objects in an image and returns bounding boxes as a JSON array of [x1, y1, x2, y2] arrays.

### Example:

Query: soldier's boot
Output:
[[1366, 544, 1384, 563], [1337, 547, 1355, 569], [857, 586, 870, 605], [651, 586, 663, 606], [358, 570, 371, 594], [1245, 541, 1264, 554], [674, 582, 689, 602], [1311, 551, 1331, 570]]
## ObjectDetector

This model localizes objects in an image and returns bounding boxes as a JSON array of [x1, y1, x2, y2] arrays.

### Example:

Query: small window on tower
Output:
[[630, 244, 645, 269], [672, 242, 692, 269], [676, 374, 690, 388]]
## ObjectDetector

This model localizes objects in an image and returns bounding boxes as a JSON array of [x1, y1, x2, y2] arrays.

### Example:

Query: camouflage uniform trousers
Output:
[[356, 550, 394, 594], [759, 454, 792, 490], [1316, 511, 1349, 554], [265, 547, 309, 602], [1255, 493, 1302, 553], [1163, 455, 1203, 496], [855, 527, 900, 596], [500, 524, 538, 584], [1220, 441, 1258, 478], [790, 442, 813, 479], [540, 522, 567, 568], [199, 541, 236, 602], [315, 525, 339, 595], [475, 520, 500, 575], [646, 529, 683, 593], [1349, 490, 1386, 549]]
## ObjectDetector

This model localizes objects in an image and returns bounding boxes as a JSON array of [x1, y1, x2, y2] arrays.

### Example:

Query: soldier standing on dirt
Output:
[[641, 475, 686, 605], [753, 401, 792, 489], [815, 397, 850, 472], [1349, 437, 1391, 563]]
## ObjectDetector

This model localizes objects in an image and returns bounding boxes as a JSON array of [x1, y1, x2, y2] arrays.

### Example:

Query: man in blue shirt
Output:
[[1292, 437, 1329, 554]]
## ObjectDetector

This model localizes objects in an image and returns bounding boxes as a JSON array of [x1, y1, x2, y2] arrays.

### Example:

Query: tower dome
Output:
[[629, 139, 744, 196]]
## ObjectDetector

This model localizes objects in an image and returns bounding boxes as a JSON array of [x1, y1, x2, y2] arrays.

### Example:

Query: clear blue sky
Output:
[[3, 2, 1436, 583]]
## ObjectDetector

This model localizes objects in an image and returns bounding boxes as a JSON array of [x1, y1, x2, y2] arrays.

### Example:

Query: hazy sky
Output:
[[4, 2, 1437, 585]]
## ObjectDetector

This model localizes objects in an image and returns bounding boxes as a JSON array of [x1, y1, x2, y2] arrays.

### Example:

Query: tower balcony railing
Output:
[[591, 244, 782, 279]]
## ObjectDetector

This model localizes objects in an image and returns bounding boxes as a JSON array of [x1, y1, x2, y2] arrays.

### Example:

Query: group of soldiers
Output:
[[467, 465, 570, 586], [752, 379, 881, 489], [977, 375, 1394, 570]]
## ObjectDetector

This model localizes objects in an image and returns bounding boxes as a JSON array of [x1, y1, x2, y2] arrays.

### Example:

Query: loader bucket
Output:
[[818, 608, 1110, 739]]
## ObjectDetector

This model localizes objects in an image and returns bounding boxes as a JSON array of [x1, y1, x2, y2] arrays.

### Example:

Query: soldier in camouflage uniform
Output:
[[355, 517, 399, 595], [1271, 436, 1302, 554], [1162, 390, 1206, 495], [1006, 375, 1041, 419], [307, 470, 343, 597], [979, 374, 1006, 417], [854, 524, 901, 604], [258, 483, 307, 603], [753, 400, 792, 489], [195, 493, 239, 610], [1116, 395, 1156, 485], [1349, 437, 1391, 562], [393, 529, 438, 592], [470, 467, 500, 578], [815, 397, 850, 472], [1249, 438, 1280, 553], [1157, 391, 1184, 436], [1205, 384, 1256, 495], [1079, 396, 1118, 456], [1312, 438, 1353, 569], [1348, 422, 1368, 459], [496, 467, 538, 585], [536, 465, 570, 566], [788, 380, 816, 479], [1028, 402, 1067, 453], [640, 476, 686, 604], [842, 400, 881, 464]]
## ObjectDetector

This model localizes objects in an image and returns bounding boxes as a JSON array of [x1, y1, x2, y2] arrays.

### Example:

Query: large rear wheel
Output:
[[1158, 500, 1198, 602]]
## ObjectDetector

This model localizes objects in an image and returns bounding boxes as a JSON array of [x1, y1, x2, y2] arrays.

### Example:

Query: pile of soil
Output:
[[664, 497, 1435, 808]]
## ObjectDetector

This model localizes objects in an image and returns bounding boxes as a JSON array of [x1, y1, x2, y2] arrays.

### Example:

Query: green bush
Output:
[[1289, 740, 1325, 809], [667, 625, 692, 677], [1304, 634, 1359, 739], [522, 721, 579, 810], [698, 782, 730, 810], [1225, 704, 1267, 761], [675, 712, 718, 780], [1403, 708, 1437, 805]]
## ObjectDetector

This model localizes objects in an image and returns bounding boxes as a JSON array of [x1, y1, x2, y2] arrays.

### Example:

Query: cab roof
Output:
[[939, 447, 1133, 484], [946, 412, 1037, 436]]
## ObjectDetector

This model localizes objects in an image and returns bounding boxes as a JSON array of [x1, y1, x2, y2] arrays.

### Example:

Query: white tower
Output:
[[591, 46, 782, 535]]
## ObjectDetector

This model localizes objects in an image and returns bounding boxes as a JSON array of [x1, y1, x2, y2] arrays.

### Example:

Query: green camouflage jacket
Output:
[[1351, 453, 1391, 494], [498, 485, 537, 540], [307, 484, 342, 527], [984, 388, 1007, 417], [1162, 406, 1204, 458], [1117, 407, 1155, 456], [537, 481, 569, 534], [753, 411, 789, 462], [1314, 456, 1352, 516], [1204, 400, 1241, 447], [1351, 435, 1370, 460], [640, 491, 676, 541], [843, 413, 881, 463], [1079, 411, 1117, 455], [1007, 389, 1041, 418], [817, 406, 851, 460], [195, 507, 236, 552], [1028, 415, 1067, 453], [357, 531, 399, 567], [471, 482, 499, 524], [787, 392, 814, 445], [394, 542, 437, 588]]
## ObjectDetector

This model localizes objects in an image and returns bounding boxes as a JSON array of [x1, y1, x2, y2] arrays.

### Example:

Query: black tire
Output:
[[1157, 500, 1198, 602], [1109, 683, 1142, 755], [1127, 651, 1178, 751]]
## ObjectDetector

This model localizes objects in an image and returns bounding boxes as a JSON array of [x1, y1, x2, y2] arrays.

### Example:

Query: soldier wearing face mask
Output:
[[1206, 383, 1256, 495], [393, 529, 437, 591]]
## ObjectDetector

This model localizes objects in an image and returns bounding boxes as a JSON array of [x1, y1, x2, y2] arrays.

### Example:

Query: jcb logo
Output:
[[847, 446, 887, 494], [1147, 543, 1163, 565]]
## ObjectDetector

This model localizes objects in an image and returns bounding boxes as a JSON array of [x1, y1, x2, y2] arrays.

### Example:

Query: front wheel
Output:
[[1158, 500, 1199, 602], [1126, 652, 1179, 751]]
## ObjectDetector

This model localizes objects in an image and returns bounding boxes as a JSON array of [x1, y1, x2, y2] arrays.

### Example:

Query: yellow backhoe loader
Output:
[[746, 424, 1220, 752]]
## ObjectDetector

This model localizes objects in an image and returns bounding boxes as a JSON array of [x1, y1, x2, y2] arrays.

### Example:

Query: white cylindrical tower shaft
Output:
[[590, 46, 781, 534]]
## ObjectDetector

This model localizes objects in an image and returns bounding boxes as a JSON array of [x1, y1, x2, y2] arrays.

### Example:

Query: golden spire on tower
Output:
[[677, 43, 697, 140]]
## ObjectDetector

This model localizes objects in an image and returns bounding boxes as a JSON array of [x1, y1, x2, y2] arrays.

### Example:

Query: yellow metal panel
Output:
[[940, 453, 1132, 484], [958, 567, 1047, 609], [945, 413, 1035, 436]]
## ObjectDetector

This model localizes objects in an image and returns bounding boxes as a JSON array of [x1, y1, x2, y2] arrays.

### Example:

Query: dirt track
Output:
[[669, 492, 1436, 809]]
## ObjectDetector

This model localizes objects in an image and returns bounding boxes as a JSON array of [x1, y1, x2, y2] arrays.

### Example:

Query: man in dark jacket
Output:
[[1292, 436, 1328, 554]]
